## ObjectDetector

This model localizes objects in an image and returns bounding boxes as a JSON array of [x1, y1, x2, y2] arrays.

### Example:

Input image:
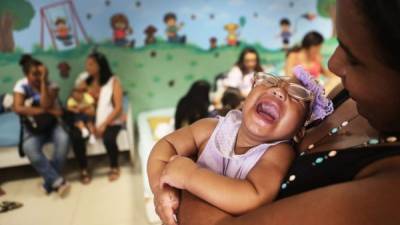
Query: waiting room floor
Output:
[[0, 153, 156, 225]]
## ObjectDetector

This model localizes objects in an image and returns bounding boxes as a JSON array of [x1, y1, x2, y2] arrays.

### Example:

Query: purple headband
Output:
[[293, 65, 333, 124]]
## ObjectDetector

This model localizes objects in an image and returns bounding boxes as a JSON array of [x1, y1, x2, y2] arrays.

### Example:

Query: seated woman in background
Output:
[[223, 47, 264, 97], [69, 52, 124, 183], [285, 31, 337, 91], [13, 55, 70, 196], [174, 80, 211, 130]]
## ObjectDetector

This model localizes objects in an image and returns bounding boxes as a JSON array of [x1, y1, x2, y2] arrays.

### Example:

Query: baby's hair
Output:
[[219, 87, 243, 116]]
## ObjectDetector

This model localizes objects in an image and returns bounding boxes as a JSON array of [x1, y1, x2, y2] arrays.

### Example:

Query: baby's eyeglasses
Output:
[[253, 72, 314, 102]]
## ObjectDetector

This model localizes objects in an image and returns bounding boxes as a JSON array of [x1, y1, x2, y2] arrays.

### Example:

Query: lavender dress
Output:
[[197, 110, 284, 179]]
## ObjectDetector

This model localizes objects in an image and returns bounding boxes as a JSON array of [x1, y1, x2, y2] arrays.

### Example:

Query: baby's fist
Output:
[[160, 156, 198, 189]]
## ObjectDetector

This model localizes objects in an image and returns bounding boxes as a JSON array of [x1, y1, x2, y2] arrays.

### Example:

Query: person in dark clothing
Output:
[[174, 80, 211, 130]]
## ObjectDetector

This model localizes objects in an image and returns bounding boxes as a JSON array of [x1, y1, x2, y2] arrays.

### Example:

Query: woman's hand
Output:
[[160, 156, 198, 190], [47, 107, 63, 117], [95, 123, 107, 138], [154, 185, 180, 225], [38, 65, 48, 83]]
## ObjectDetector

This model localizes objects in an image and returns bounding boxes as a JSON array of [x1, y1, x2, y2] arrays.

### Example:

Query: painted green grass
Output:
[[0, 39, 338, 117]]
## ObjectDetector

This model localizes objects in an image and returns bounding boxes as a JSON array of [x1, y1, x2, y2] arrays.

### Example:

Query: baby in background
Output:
[[67, 86, 96, 143], [147, 66, 333, 225]]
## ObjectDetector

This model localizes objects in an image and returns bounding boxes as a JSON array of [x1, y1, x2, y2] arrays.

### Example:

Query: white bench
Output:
[[0, 103, 135, 168]]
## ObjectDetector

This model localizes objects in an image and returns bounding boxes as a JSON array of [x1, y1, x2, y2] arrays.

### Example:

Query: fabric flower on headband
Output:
[[293, 65, 334, 123]]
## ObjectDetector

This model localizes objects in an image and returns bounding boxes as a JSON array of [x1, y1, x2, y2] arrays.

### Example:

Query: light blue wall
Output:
[[15, 0, 333, 52]]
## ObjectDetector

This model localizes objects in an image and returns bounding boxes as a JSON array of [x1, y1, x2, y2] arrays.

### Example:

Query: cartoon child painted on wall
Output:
[[163, 12, 186, 44], [54, 17, 73, 46], [279, 18, 292, 50], [224, 23, 240, 46], [144, 25, 157, 45], [210, 37, 217, 50], [110, 13, 135, 47]]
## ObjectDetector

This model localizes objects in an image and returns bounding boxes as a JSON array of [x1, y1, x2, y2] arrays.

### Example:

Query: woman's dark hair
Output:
[[235, 47, 263, 74], [19, 54, 42, 75], [301, 31, 324, 49], [87, 52, 113, 86], [357, 0, 400, 72], [174, 80, 211, 130], [219, 87, 243, 116]]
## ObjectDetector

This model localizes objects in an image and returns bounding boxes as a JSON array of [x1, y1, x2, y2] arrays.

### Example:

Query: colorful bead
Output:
[[315, 157, 324, 164], [289, 175, 296, 181], [281, 183, 287, 189], [308, 144, 315, 150], [330, 127, 339, 134], [368, 138, 379, 145], [386, 136, 398, 143], [341, 121, 349, 127], [300, 152, 306, 156], [328, 150, 337, 157]]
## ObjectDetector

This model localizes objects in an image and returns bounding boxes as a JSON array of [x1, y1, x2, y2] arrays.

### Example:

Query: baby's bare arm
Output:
[[184, 143, 295, 215], [147, 118, 217, 193]]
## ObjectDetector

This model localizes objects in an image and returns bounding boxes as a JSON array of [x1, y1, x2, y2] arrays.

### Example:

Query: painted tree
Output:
[[0, 0, 35, 52], [317, 0, 336, 37]]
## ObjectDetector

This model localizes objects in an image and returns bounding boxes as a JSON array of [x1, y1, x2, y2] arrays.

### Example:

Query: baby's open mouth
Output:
[[256, 101, 280, 123]]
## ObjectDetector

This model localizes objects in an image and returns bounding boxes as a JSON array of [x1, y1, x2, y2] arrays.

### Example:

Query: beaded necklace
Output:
[[280, 116, 400, 190], [304, 114, 399, 154]]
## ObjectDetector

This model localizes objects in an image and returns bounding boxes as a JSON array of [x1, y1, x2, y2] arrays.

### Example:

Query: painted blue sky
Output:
[[15, 0, 333, 52]]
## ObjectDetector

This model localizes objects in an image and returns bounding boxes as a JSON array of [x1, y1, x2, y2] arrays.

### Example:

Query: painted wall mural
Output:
[[0, 0, 337, 116]]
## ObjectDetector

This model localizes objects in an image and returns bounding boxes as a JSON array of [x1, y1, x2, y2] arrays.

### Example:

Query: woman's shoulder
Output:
[[13, 78, 29, 94], [227, 66, 242, 75], [110, 75, 122, 87], [14, 77, 28, 87]]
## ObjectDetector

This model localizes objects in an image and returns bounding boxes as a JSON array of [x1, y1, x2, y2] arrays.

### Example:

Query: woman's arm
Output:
[[179, 191, 229, 225], [13, 93, 45, 116], [284, 53, 296, 76], [179, 161, 400, 225], [37, 65, 58, 109], [162, 143, 294, 215], [99, 78, 124, 127]]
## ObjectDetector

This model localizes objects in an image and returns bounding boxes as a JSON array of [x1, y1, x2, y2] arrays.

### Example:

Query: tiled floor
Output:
[[0, 153, 155, 225]]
